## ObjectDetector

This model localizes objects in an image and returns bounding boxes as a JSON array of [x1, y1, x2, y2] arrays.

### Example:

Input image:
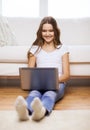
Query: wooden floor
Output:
[[0, 85, 90, 110]]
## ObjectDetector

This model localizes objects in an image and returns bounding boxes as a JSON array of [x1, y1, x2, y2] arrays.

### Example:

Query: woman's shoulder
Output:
[[58, 44, 68, 49], [57, 44, 69, 54], [29, 45, 39, 54]]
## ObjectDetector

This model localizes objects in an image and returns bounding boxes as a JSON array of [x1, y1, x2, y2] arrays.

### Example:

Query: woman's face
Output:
[[42, 23, 54, 44]]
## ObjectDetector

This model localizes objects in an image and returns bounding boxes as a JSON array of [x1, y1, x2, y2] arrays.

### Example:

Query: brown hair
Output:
[[27, 16, 62, 58]]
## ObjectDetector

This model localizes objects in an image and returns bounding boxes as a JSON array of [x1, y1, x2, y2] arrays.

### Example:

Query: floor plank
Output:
[[55, 86, 90, 110], [0, 85, 90, 110]]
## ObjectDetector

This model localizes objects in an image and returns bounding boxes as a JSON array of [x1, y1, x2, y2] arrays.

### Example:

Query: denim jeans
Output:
[[26, 83, 66, 115]]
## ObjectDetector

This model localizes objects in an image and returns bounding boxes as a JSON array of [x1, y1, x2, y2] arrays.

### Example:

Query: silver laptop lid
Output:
[[19, 67, 59, 91]]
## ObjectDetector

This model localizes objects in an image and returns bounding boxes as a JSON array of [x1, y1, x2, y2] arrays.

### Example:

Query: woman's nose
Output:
[[46, 31, 50, 35]]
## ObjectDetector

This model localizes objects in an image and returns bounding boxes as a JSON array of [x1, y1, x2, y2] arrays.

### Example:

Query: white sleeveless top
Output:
[[30, 45, 69, 76]]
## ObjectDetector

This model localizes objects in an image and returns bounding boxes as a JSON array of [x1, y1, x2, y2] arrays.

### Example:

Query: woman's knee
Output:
[[42, 91, 56, 101], [28, 90, 41, 98]]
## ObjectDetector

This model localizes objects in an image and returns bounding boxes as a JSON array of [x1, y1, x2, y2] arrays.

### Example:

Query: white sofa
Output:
[[0, 17, 90, 79]]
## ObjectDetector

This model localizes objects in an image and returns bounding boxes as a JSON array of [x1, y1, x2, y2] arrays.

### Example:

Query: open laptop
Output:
[[19, 67, 59, 91]]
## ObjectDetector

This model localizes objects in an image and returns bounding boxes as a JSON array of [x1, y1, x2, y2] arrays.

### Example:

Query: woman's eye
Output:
[[42, 30, 46, 32], [42, 30, 54, 32], [49, 30, 54, 32]]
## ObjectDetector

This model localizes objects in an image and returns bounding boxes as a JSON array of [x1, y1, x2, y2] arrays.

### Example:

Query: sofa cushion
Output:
[[0, 46, 30, 63], [70, 64, 90, 76], [0, 63, 89, 76], [68, 45, 90, 63], [0, 63, 27, 76]]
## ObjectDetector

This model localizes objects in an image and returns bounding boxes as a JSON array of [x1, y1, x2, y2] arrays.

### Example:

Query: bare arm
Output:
[[58, 53, 70, 83], [28, 53, 36, 67]]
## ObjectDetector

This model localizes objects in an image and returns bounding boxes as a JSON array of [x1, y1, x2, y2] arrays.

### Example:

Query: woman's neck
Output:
[[42, 42, 56, 52]]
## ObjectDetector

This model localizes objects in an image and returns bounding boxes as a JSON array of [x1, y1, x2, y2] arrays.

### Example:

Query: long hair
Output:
[[27, 16, 62, 58]]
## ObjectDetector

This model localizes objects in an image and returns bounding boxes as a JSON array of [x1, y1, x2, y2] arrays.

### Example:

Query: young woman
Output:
[[15, 16, 70, 121]]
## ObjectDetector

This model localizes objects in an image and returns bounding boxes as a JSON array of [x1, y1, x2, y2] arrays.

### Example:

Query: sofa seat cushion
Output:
[[0, 63, 27, 76], [68, 45, 90, 63], [0, 46, 30, 63], [70, 64, 90, 76], [0, 63, 89, 76]]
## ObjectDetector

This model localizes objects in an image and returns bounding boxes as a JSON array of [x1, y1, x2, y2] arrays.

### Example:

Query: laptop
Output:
[[19, 67, 59, 91]]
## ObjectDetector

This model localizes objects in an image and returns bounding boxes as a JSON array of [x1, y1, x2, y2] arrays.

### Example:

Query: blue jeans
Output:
[[26, 83, 66, 115]]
